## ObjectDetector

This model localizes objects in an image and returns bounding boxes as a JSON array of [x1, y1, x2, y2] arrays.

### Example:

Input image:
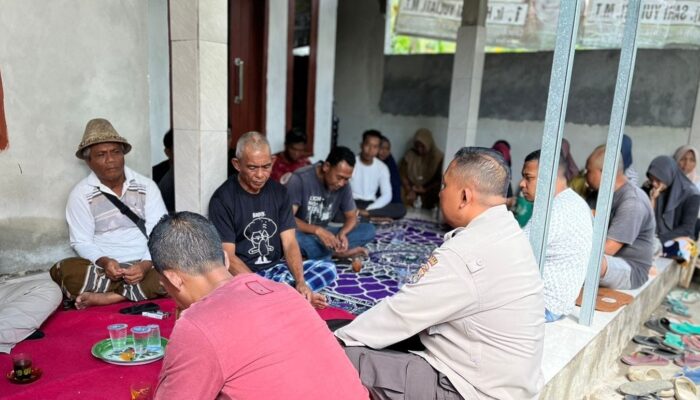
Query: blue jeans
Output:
[[296, 223, 376, 259]]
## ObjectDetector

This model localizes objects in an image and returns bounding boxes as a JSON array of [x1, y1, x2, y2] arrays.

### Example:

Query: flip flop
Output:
[[634, 335, 667, 347], [682, 336, 700, 352], [619, 380, 674, 396], [622, 351, 671, 366], [677, 367, 700, 384], [626, 368, 675, 397], [664, 333, 686, 351], [669, 290, 700, 304], [671, 322, 700, 336], [673, 376, 698, 400], [632, 335, 683, 357], [646, 318, 673, 335], [674, 353, 700, 368], [667, 299, 691, 318]]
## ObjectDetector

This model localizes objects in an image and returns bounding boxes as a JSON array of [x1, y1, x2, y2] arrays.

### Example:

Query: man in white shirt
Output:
[[520, 149, 593, 322], [335, 147, 545, 400], [350, 130, 404, 219], [49, 118, 167, 309]]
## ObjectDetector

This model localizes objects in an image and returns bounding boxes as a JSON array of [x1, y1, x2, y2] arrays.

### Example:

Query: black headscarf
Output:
[[647, 155, 699, 237]]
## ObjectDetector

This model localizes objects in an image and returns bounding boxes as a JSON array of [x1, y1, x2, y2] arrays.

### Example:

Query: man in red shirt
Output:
[[271, 129, 311, 183], [148, 212, 368, 400]]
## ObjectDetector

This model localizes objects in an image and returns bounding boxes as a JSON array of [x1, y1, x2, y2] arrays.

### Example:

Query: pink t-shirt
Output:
[[154, 274, 368, 400]]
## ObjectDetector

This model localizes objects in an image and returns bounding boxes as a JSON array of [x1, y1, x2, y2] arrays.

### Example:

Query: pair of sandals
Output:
[[620, 370, 697, 400]]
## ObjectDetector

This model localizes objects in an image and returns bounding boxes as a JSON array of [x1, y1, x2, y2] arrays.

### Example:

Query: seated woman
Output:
[[399, 128, 444, 209], [646, 155, 700, 243], [674, 145, 700, 190]]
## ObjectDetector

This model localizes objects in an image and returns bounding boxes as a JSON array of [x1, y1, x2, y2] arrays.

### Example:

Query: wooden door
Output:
[[229, 0, 267, 145]]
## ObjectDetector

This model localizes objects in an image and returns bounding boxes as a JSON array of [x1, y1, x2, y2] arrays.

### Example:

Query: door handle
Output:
[[234, 58, 244, 104]]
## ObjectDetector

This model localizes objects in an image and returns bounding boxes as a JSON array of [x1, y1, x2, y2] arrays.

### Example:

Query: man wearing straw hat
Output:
[[49, 118, 167, 309]]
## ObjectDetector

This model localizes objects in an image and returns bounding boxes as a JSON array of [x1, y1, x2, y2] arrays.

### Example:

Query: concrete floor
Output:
[[586, 284, 700, 399]]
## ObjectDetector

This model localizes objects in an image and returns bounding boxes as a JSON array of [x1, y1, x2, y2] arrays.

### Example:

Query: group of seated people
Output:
[[4, 118, 700, 399]]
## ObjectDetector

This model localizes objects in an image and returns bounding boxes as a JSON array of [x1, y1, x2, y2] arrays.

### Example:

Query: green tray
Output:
[[91, 336, 168, 366]]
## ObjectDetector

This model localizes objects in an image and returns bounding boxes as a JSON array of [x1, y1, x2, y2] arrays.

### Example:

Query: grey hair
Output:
[[82, 143, 127, 161], [235, 131, 270, 159], [452, 147, 511, 197], [148, 212, 225, 275]]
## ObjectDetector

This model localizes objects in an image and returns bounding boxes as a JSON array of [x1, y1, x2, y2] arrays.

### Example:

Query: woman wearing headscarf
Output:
[[399, 128, 444, 209], [674, 145, 700, 191], [560, 139, 580, 182], [646, 155, 700, 242]]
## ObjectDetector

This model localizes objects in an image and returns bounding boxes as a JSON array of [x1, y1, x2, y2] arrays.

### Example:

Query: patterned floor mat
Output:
[[324, 218, 447, 314]]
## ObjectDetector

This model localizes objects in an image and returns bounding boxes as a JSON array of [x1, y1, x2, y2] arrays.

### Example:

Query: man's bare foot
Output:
[[334, 247, 369, 259], [74, 292, 126, 309], [310, 292, 328, 309]]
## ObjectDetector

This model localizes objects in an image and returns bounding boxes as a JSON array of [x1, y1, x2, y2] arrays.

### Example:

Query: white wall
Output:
[[0, 0, 155, 275], [148, 0, 172, 165], [334, 0, 693, 185]]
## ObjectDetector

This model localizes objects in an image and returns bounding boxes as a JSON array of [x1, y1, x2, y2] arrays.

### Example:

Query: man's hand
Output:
[[96, 257, 123, 281], [315, 227, 341, 250], [122, 261, 152, 285], [336, 232, 349, 252], [296, 282, 328, 309]]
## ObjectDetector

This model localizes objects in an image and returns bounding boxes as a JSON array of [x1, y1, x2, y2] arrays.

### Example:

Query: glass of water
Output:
[[107, 323, 128, 352], [146, 324, 161, 352], [131, 326, 151, 356]]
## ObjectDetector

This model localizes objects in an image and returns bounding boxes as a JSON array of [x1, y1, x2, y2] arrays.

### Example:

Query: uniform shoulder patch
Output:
[[409, 254, 439, 284]]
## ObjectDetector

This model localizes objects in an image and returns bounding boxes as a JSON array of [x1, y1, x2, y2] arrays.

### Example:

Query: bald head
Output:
[[451, 147, 510, 199], [588, 145, 624, 174]]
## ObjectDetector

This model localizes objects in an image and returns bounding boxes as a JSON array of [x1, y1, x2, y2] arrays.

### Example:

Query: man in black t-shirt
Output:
[[209, 132, 334, 307]]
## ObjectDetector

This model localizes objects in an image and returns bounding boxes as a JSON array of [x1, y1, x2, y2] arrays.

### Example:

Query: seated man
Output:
[[270, 128, 310, 183], [286, 146, 376, 259], [0, 278, 62, 353], [351, 130, 405, 220], [50, 118, 167, 308], [585, 145, 656, 290], [335, 147, 545, 400], [520, 150, 593, 322], [209, 132, 330, 307], [377, 135, 407, 219], [147, 212, 368, 400]]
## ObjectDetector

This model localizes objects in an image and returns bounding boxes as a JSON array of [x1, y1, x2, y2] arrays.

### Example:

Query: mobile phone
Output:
[[119, 302, 160, 315]]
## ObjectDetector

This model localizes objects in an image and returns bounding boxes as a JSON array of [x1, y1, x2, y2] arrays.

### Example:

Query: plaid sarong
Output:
[[257, 259, 338, 292]]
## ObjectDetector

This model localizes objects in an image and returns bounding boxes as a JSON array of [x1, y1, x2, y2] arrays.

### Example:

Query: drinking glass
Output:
[[131, 326, 151, 356], [11, 353, 32, 382], [146, 324, 161, 352], [107, 323, 128, 352]]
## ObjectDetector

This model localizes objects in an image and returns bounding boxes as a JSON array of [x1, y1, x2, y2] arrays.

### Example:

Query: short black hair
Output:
[[163, 130, 173, 150], [362, 129, 382, 144], [285, 128, 307, 146], [380, 135, 390, 145], [524, 149, 567, 174], [148, 212, 225, 275], [452, 147, 510, 197], [325, 146, 356, 168]]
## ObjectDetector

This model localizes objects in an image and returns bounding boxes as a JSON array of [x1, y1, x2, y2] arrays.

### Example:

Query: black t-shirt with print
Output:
[[208, 177, 296, 272]]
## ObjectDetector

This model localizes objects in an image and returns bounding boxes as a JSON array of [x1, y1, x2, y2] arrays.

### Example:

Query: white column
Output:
[[313, 0, 339, 161], [266, 0, 289, 154], [444, 1, 486, 163], [170, 0, 228, 216], [688, 79, 700, 149]]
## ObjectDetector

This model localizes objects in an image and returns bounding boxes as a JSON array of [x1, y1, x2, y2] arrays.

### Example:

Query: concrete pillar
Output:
[[266, 0, 289, 153], [170, 0, 228, 215], [688, 78, 700, 149], [312, 0, 339, 161], [444, 0, 487, 163]]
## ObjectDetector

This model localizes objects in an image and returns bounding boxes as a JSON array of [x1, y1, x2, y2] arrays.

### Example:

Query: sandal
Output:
[[622, 351, 671, 366], [664, 332, 685, 351], [674, 353, 700, 368], [671, 322, 700, 336], [645, 318, 673, 335], [674, 376, 698, 400], [618, 380, 673, 397]]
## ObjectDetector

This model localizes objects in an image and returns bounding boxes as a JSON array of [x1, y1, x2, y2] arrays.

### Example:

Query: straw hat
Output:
[[75, 118, 132, 159]]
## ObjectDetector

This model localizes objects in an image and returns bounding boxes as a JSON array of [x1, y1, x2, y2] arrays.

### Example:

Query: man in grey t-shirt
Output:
[[586, 145, 656, 289], [286, 146, 376, 260]]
